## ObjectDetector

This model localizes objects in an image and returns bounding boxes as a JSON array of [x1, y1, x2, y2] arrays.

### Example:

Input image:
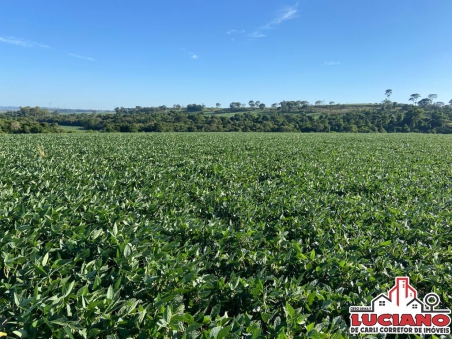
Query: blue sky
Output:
[[0, 0, 451, 110]]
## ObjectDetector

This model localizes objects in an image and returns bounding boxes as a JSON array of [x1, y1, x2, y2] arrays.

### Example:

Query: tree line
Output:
[[1, 93, 452, 134], [0, 106, 449, 134]]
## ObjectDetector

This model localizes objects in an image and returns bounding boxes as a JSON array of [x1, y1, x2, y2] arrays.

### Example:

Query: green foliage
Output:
[[1, 133, 452, 338], [2, 103, 452, 134], [186, 104, 204, 112], [0, 118, 63, 134]]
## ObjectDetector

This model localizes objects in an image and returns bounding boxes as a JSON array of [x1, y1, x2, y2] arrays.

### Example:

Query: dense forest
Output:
[[1, 97, 452, 134]]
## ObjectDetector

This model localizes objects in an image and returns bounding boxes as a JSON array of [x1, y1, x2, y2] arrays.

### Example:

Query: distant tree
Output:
[[329, 101, 335, 105], [300, 101, 310, 108], [229, 102, 242, 111], [255, 101, 261, 108], [271, 103, 278, 109], [410, 94, 421, 105], [33, 106, 50, 119], [403, 107, 424, 128], [385, 89, 393, 98], [10, 121, 21, 131], [418, 98, 432, 108], [17, 106, 29, 117], [280, 101, 300, 113], [431, 111, 446, 128], [382, 99, 392, 108], [259, 103, 266, 110], [435, 102, 445, 107], [315, 100, 322, 106], [173, 104, 182, 111], [186, 104, 203, 112], [34, 106, 41, 118], [428, 94, 438, 103], [248, 101, 255, 109], [280, 101, 287, 112], [154, 123, 163, 132], [449, 99, 452, 106], [216, 103, 221, 109]]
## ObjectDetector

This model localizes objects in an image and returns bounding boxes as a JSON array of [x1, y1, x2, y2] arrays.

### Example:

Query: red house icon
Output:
[[388, 277, 417, 307]]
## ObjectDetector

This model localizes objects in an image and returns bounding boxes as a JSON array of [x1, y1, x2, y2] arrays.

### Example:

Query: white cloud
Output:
[[324, 61, 341, 66], [227, 29, 245, 35], [69, 53, 96, 61], [261, 3, 299, 30], [260, 23, 276, 30], [248, 31, 266, 38], [181, 48, 199, 60], [0, 36, 49, 48], [272, 3, 299, 25], [245, 3, 299, 40]]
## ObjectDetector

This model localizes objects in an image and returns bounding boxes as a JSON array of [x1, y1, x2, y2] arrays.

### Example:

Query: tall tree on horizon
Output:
[[428, 94, 438, 103], [385, 89, 393, 98], [410, 94, 421, 105], [418, 98, 432, 107]]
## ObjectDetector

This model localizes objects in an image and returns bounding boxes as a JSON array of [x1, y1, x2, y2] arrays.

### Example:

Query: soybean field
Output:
[[1, 133, 452, 338]]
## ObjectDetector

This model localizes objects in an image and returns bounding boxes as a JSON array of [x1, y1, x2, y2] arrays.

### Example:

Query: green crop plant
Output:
[[1, 133, 452, 338]]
